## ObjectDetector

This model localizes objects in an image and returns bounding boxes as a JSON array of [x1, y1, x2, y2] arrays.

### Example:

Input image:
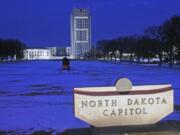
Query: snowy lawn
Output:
[[0, 60, 179, 132]]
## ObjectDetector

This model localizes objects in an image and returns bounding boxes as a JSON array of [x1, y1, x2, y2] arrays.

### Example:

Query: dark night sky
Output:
[[0, 0, 180, 47]]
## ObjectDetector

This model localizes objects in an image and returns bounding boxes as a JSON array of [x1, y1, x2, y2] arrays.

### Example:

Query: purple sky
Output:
[[0, 0, 180, 47]]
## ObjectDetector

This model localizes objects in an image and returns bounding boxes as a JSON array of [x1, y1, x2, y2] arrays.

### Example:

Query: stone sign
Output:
[[74, 80, 173, 127]]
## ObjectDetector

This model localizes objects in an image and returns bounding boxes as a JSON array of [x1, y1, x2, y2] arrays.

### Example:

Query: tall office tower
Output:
[[71, 8, 91, 59]]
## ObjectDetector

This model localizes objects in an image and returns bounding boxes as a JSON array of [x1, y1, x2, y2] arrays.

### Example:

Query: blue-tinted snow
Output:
[[0, 61, 179, 132]]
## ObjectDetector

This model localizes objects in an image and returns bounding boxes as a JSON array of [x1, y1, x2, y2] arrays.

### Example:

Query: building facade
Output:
[[71, 8, 91, 59], [48, 47, 71, 57], [56, 47, 67, 56], [66, 47, 71, 56], [48, 47, 57, 56], [23, 49, 51, 60]]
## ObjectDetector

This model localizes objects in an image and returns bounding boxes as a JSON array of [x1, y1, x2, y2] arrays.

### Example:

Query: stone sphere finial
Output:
[[115, 78, 132, 92]]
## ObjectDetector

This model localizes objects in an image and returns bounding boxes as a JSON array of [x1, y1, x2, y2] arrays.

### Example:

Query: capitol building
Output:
[[23, 8, 92, 60], [71, 8, 92, 59]]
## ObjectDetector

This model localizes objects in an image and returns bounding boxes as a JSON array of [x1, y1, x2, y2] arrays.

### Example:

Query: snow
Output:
[[0, 61, 179, 132]]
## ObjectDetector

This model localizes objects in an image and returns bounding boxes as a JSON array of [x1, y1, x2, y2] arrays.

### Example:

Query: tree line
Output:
[[0, 39, 26, 62], [96, 15, 180, 67]]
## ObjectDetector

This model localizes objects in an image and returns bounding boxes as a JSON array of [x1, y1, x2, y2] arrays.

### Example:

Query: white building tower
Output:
[[71, 8, 91, 59]]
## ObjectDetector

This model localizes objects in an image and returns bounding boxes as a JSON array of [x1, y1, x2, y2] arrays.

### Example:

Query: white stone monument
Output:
[[74, 78, 174, 127]]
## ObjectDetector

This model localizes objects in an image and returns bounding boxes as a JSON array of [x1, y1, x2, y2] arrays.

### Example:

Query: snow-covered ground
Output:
[[0, 61, 179, 132]]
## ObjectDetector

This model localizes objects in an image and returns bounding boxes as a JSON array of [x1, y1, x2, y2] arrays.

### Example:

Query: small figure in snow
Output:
[[62, 57, 70, 71]]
